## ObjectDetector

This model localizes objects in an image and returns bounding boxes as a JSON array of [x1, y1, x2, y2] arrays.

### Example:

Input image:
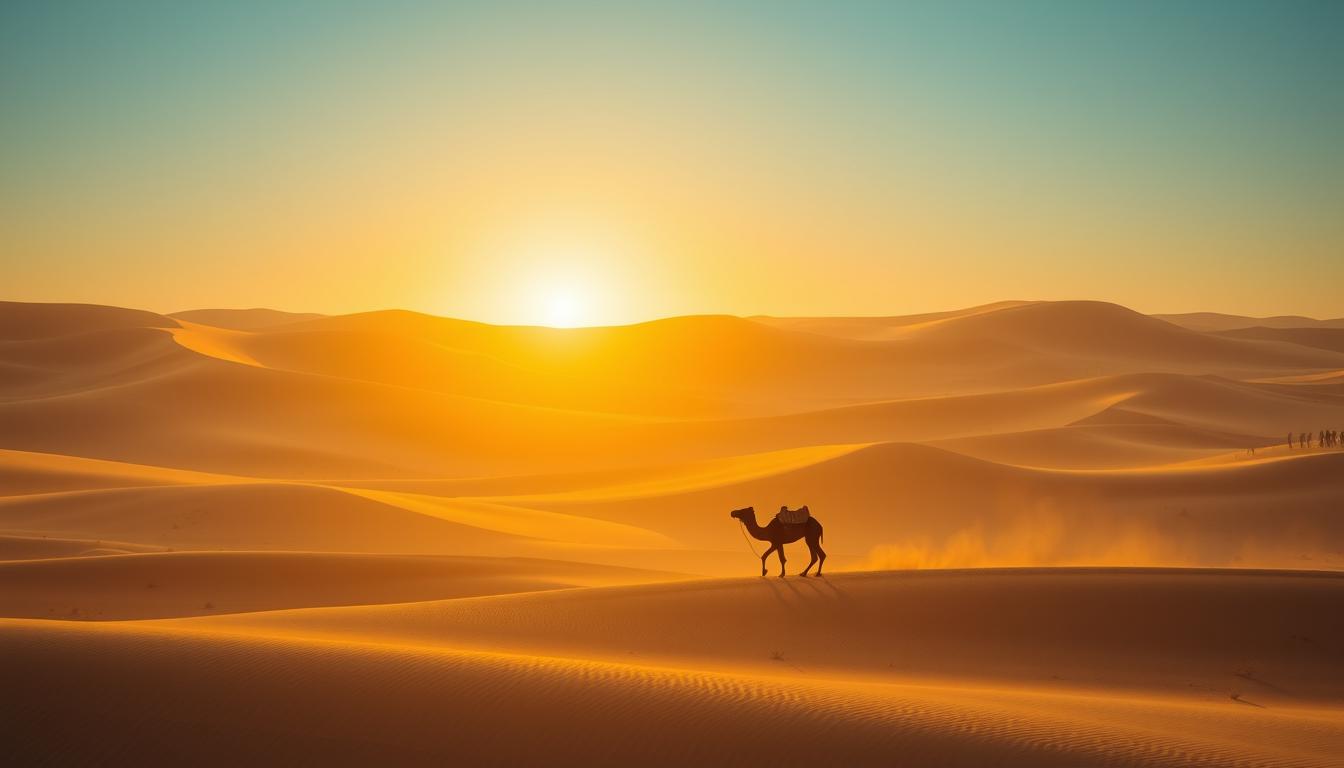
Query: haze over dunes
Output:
[[2, 298, 1343, 764]]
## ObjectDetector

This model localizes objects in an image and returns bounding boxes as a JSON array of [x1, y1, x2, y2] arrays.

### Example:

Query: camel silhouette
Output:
[[730, 506, 826, 577]]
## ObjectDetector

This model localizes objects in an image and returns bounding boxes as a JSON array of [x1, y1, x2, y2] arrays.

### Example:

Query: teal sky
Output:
[[2, 1, 1342, 321]]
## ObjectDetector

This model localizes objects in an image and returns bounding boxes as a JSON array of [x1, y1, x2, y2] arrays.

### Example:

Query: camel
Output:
[[730, 506, 826, 577]]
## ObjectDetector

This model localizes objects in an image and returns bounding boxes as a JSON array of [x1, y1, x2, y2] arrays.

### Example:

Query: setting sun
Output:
[[461, 220, 642, 328], [538, 280, 589, 328]]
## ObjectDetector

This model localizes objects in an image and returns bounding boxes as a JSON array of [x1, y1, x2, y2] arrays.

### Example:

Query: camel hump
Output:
[[775, 505, 811, 525]]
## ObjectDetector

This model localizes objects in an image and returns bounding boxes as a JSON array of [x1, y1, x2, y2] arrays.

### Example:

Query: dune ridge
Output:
[[5, 569, 1343, 767], [3, 299, 1343, 765]]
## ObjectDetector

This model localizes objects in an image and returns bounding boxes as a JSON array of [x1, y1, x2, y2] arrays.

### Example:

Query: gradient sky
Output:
[[3, 0, 1342, 324]]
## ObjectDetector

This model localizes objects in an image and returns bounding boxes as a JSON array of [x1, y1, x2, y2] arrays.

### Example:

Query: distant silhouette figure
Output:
[[730, 506, 826, 577], [1288, 432, 1294, 449]]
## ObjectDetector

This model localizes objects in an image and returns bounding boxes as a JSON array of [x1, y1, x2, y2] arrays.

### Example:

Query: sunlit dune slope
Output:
[[135, 300, 1344, 420], [169, 308, 324, 330], [259, 301, 1344, 397], [932, 421, 1256, 468], [182, 569, 1344, 705], [174, 310, 943, 415], [750, 300, 1036, 340], [5, 300, 1341, 480], [0, 345, 650, 478], [0, 448, 237, 495], [7, 622, 1338, 767], [12, 343, 1329, 481], [5, 570, 1341, 767], [0, 481, 676, 557], [3, 298, 1342, 577], [0, 551, 681, 620]]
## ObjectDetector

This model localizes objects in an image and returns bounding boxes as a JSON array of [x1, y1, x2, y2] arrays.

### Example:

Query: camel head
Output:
[[729, 506, 754, 521]]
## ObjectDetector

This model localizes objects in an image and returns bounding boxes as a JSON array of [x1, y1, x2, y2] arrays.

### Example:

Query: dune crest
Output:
[[4, 299, 1343, 765]]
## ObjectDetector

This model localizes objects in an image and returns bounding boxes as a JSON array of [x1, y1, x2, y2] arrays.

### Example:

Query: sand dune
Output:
[[933, 421, 1256, 468], [5, 570, 1342, 766], [181, 569, 1344, 704], [4, 299, 1344, 765], [750, 300, 1038, 339], [0, 533, 166, 560], [161, 301, 1344, 419], [0, 482, 566, 555], [899, 301, 1344, 370], [5, 300, 1340, 480], [1156, 311, 1344, 332], [1216, 326, 1344, 354], [510, 445, 1344, 570], [169, 307, 325, 330], [0, 551, 680, 620], [0, 448, 237, 495], [0, 301, 178, 340]]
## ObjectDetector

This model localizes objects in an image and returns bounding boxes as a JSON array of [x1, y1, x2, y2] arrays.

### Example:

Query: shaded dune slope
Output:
[[1217, 326, 1344, 354], [1156, 312, 1344, 333]]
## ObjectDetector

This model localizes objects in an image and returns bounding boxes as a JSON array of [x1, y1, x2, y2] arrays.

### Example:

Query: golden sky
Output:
[[3, 2, 1342, 324]]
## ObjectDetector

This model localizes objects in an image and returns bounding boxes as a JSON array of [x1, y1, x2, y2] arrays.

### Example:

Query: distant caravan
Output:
[[730, 506, 826, 577]]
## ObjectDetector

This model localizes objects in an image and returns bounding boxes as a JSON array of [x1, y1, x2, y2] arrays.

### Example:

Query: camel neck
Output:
[[742, 515, 769, 540]]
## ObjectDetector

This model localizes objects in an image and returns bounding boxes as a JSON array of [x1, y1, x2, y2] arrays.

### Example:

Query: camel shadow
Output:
[[765, 576, 804, 601], [1233, 670, 1289, 696], [801, 576, 843, 598], [1230, 692, 1266, 708], [761, 578, 793, 607]]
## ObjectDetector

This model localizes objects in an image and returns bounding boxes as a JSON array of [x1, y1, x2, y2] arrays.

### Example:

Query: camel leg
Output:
[[776, 544, 787, 578], [806, 533, 826, 577], [760, 544, 776, 577], [801, 543, 818, 576]]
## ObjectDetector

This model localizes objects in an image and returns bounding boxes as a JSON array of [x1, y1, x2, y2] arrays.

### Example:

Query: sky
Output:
[[2, 0, 1342, 325]]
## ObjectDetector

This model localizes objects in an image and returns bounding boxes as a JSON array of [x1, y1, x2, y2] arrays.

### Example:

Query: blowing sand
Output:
[[3, 299, 1342, 765]]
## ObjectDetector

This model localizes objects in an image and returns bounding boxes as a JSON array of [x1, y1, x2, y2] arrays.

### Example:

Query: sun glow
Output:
[[539, 279, 590, 328], [456, 221, 636, 327]]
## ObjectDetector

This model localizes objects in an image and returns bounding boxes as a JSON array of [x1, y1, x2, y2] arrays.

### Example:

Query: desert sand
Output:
[[3, 299, 1343, 765]]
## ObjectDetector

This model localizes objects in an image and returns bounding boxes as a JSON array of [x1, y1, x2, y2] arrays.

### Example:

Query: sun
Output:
[[540, 282, 587, 328], [526, 265, 601, 327], [461, 220, 639, 327]]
